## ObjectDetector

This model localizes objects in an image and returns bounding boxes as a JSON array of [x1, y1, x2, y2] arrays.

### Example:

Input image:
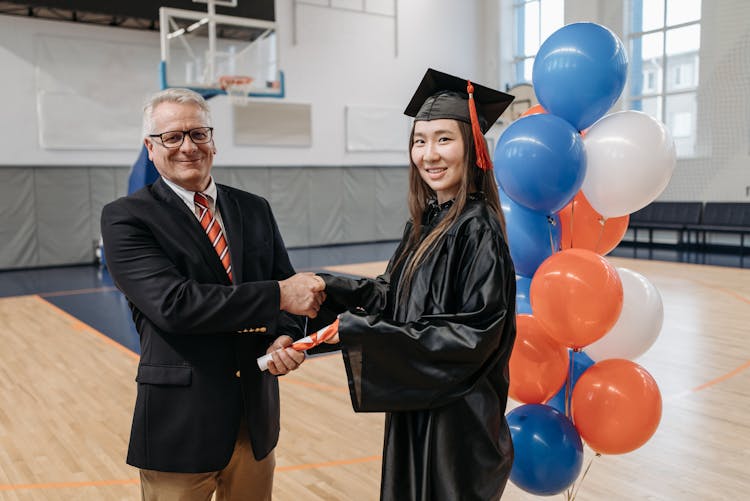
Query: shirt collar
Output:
[[162, 176, 218, 211]]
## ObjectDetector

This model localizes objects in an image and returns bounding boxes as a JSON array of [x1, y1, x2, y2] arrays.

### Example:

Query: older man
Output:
[[101, 88, 325, 501]]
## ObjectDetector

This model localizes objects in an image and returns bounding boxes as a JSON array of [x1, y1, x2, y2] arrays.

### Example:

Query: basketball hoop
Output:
[[219, 75, 254, 105]]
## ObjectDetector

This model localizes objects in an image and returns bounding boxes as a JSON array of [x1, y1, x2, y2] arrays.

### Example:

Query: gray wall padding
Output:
[[35, 168, 91, 265], [376, 168, 409, 239], [0, 165, 408, 270], [308, 168, 345, 246], [0, 169, 38, 268]]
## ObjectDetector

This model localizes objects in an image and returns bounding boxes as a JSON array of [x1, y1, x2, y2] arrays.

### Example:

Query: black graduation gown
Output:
[[320, 197, 517, 501]]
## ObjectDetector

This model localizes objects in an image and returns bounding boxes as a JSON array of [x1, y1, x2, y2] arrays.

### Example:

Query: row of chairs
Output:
[[626, 201, 750, 252]]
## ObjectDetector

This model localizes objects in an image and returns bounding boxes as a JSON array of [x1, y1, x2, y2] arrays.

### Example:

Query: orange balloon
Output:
[[520, 104, 547, 117], [558, 191, 630, 255], [509, 314, 569, 404], [530, 248, 623, 349], [571, 359, 662, 454]]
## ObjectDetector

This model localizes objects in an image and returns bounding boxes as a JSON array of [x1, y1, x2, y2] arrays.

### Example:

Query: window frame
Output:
[[625, 0, 701, 157], [510, 0, 564, 85]]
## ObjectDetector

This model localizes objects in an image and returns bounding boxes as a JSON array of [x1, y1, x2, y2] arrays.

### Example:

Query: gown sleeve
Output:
[[316, 222, 412, 318], [316, 273, 390, 316], [339, 227, 516, 413]]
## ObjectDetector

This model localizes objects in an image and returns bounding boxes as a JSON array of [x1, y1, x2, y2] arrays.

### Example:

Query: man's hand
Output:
[[266, 335, 305, 375], [279, 273, 326, 318]]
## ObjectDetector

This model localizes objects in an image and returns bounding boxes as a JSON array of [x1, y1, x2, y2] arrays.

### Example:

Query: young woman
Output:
[[318, 69, 517, 501]]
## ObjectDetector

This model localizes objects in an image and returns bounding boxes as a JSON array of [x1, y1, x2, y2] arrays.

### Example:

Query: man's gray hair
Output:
[[142, 88, 213, 138]]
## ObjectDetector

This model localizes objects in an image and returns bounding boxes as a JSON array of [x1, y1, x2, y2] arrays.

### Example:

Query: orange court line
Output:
[[685, 280, 750, 392], [40, 286, 119, 298], [665, 279, 750, 396], [32, 295, 139, 361], [694, 279, 750, 305], [28, 289, 750, 402], [691, 359, 750, 393], [667, 353, 750, 401], [8, 293, 372, 493]]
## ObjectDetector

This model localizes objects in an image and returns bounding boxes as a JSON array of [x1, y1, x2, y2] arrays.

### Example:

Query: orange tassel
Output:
[[467, 81, 492, 171]]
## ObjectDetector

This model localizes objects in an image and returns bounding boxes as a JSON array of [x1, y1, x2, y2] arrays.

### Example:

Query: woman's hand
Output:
[[324, 332, 340, 344], [324, 313, 342, 344]]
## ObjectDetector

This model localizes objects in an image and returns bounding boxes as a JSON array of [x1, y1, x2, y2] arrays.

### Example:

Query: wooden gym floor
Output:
[[0, 252, 748, 500]]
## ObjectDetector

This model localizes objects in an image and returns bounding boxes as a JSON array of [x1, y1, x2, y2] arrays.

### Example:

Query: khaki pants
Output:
[[139, 426, 275, 501]]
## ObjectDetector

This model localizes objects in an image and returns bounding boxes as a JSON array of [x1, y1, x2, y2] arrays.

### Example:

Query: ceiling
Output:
[[0, 0, 275, 31]]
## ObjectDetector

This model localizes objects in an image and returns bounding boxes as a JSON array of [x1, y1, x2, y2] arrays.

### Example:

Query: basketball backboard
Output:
[[193, 0, 239, 7], [159, 0, 283, 100]]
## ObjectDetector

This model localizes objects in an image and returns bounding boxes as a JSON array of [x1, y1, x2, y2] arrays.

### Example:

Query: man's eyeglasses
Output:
[[149, 127, 214, 148]]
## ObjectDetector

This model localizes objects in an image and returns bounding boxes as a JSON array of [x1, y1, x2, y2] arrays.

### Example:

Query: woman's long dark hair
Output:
[[395, 120, 507, 304]]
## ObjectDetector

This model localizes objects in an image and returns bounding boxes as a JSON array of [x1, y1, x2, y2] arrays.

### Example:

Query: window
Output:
[[643, 70, 657, 92], [626, 0, 701, 157], [671, 112, 692, 138], [511, 0, 564, 84]]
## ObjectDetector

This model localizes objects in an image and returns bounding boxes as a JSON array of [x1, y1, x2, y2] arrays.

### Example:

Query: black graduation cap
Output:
[[404, 68, 514, 170], [404, 68, 514, 134]]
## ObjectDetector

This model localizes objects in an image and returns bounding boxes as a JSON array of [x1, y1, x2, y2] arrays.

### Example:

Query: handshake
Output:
[[278, 272, 327, 318]]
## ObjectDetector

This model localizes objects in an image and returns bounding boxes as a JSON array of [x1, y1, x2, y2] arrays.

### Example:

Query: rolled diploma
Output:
[[257, 319, 339, 371]]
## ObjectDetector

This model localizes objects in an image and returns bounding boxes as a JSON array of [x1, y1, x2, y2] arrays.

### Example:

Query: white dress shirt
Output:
[[161, 176, 231, 246]]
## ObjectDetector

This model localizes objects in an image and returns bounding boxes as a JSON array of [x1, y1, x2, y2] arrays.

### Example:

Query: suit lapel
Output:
[[217, 185, 244, 283], [152, 178, 232, 285]]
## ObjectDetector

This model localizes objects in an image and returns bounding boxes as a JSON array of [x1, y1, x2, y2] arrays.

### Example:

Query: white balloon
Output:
[[584, 267, 663, 361], [582, 110, 676, 218]]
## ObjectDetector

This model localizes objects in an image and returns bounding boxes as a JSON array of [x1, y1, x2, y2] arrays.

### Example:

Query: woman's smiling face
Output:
[[411, 119, 466, 204]]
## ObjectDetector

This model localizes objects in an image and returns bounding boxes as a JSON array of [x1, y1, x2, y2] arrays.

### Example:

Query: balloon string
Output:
[[594, 216, 607, 254], [565, 349, 576, 418], [569, 201, 575, 249], [548, 216, 558, 254], [569, 453, 600, 501]]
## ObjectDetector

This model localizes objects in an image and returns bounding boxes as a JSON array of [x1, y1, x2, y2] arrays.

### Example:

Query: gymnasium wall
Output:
[[562, 0, 750, 203], [1, 0, 749, 269], [0, 165, 407, 268], [0, 0, 486, 268]]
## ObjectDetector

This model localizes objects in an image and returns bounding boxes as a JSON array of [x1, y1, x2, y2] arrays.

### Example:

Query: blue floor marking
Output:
[[0, 242, 401, 356], [3, 240, 745, 357]]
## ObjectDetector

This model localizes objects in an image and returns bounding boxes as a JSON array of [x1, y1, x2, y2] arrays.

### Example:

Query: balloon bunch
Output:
[[497, 23, 674, 497]]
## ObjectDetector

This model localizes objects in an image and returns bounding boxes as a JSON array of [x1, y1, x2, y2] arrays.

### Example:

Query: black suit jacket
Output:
[[101, 178, 303, 473]]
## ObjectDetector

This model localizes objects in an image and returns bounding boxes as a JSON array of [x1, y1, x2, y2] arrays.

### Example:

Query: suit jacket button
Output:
[[235, 370, 241, 378], [259, 327, 267, 333]]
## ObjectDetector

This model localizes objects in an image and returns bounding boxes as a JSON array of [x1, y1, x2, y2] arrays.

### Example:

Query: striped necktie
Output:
[[194, 192, 233, 282]]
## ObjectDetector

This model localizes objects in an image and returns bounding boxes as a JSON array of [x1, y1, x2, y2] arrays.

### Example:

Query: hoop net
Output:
[[219, 75, 254, 105]]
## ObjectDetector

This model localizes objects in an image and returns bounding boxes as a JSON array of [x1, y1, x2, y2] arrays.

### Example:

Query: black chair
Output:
[[686, 202, 750, 253], [627, 201, 703, 246]]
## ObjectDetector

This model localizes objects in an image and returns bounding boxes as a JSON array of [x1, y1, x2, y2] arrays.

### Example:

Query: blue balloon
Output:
[[545, 351, 595, 414], [515, 275, 532, 314], [507, 404, 584, 496], [500, 186, 561, 277], [533, 22, 628, 131], [495, 114, 586, 214]]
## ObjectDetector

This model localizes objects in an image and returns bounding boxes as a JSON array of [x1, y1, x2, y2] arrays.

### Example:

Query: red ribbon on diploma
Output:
[[257, 319, 340, 371]]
